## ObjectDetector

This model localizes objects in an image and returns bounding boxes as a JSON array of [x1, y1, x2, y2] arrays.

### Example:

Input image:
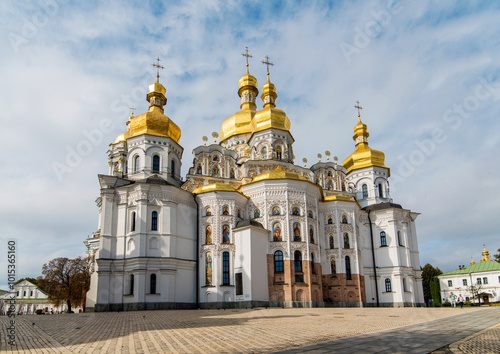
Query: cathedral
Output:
[[85, 55, 425, 311]]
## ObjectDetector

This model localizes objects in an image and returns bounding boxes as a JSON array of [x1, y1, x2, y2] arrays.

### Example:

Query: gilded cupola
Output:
[[219, 61, 258, 142], [342, 103, 388, 175], [480, 246, 494, 263], [251, 71, 291, 134]]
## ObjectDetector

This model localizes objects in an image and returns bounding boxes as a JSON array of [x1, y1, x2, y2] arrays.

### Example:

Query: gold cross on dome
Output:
[[262, 55, 274, 74], [129, 105, 136, 117], [152, 57, 164, 82], [242, 47, 253, 68], [354, 100, 363, 119]]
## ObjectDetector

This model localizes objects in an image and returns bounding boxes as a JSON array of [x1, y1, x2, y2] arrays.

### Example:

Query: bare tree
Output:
[[466, 282, 483, 306], [38, 257, 91, 313]]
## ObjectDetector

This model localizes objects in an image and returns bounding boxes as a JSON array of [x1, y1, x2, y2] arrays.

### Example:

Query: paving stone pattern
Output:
[[0, 307, 498, 353]]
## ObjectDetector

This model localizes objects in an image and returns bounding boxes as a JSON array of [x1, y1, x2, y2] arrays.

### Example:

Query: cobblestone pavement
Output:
[[450, 322, 500, 354], [0, 307, 497, 353]]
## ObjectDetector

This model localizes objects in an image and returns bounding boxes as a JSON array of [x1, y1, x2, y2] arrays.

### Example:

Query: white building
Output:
[[86, 58, 425, 311], [439, 248, 500, 305], [0, 280, 72, 314]]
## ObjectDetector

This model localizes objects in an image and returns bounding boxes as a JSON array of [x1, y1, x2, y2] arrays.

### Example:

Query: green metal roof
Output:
[[440, 261, 500, 276]]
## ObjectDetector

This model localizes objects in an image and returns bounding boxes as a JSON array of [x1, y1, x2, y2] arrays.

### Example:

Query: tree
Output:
[[14, 277, 38, 285], [421, 263, 443, 306], [38, 257, 91, 313], [493, 248, 500, 263], [466, 282, 483, 306]]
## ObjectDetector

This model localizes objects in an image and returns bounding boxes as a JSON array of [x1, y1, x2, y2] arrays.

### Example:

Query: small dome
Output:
[[342, 118, 388, 175], [114, 131, 130, 144], [193, 183, 245, 196]]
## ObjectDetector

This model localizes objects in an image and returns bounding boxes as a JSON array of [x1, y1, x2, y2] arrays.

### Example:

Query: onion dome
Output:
[[219, 66, 258, 142], [114, 131, 130, 144], [480, 246, 494, 262], [251, 73, 291, 134], [342, 117, 387, 175], [252, 165, 306, 183], [127, 80, 181, 143], [470, 257, 476, 265]]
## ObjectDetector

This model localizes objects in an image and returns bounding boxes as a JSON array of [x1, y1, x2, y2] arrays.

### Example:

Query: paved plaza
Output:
[[1, 307, 499, 353]]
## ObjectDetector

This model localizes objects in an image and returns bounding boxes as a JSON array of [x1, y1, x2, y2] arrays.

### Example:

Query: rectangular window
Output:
[[477, 278, 482, 285], [448, 280, 452, 287], [23, 291, 26, 296], [235, 273, 243, 295], [483, 277, 488, 285], [462, 279, 467, 286], [30, 291, 33, 297]]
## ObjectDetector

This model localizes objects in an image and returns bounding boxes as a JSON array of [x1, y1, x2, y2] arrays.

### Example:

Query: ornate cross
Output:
[[242, 47, 253, 66], [152, 57, 164, 82], [129, 105, 136, 117], [262, 55, 274, 74], [354, 100, 363, 118]]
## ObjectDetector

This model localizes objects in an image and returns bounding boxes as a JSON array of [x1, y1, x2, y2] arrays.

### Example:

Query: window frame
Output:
[[151, 211, 158, 231], [274, 250, 284, 273], [150, 274, 157, 294], [345, 256, 352, 280], [448, 280, 453, 287], [380, 231, 387, 247], [385, 278, 392, 292], [152, 155, 160, 173], [362, 184, 368, 199], [131, 211, 136, 232], [222, 252, 230, 285], [294, 250, 302, 273]]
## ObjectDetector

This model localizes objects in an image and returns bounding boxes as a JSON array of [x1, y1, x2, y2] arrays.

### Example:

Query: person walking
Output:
[[458, 294, 464, 308], [450, 292, 457, 308]]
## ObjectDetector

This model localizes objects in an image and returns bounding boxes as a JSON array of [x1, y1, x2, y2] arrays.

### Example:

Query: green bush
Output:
[[35, 309, 44, 315], [442, 301, 451, 307]]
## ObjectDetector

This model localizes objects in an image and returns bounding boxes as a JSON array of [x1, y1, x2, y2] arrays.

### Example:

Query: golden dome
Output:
[[470, 257, 476, 265], [252, 165, 306, 183], [252, 74, 291, 134], [219, 68, 259, 142], [481, 246, 494, 262], [126, 79, 181, 143], [342, 118, 388, 175], [114, 131, 130, 144]]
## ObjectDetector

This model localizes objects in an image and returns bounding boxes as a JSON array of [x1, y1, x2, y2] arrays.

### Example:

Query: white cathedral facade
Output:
[[85, 59, 425, 311]]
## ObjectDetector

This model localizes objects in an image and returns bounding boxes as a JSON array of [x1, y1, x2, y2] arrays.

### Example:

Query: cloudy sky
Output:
[[1, 0, 499, 289]]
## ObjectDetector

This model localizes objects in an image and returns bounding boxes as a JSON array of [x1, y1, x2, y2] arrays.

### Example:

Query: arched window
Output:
[[380, 231, 387, 247], [403, 278, 407, 292], [276, 146, 282, 160], [134, 155, 140, 172], [378, 183, 383, 198], [171, 160, 176, 177], [385, 278, 392, 292], [362, 184, 368, 199], [274, 251, 284, 273], [327, 216, 333, 224], [205, 225, 212, 244], [311, 253, 316, 274], [345, 256, 352, 280], [273, 222, 282, 242], [294, 251, 302, 273], [151, 211, 158, 231], [205, 206, 212, 216], [309, 226, 314, 244], [222, 252, 230, 285], [152, 155, 160, 173], [330, 257, 336, 276], [397, 231, 403, 246], [272, 206, 281, 215], [150, 274, 156, 294], [342, 215, 348, 224], [131, 212, 136, 232], [329, 234, 334, 249], [129, 274, 134, 295], [222, 206, 229, 215]]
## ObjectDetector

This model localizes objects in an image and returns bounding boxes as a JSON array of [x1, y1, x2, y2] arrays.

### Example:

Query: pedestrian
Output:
[[458, 295, 464, 309], [449, 292, 457, 308]]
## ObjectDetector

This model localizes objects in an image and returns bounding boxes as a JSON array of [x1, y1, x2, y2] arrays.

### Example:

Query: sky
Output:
[[0, 0, 499, 289]]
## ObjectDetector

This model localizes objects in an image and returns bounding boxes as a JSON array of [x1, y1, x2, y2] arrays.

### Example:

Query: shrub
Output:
[[442, 301, 451, 307], [35, 309, 44, 315]]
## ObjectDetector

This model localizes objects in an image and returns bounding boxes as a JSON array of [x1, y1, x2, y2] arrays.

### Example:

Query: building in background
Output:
[[86, 56, 425, 311], [439, 247, 500, 305]]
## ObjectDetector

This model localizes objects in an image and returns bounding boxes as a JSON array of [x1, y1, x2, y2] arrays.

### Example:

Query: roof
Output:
[[234, 219, 266, 230], [363, 202, 403, 211], [440, 261, 500, 276]]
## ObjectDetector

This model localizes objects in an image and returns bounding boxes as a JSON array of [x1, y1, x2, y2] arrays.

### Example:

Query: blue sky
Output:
[[0, 0, 499, 289]]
